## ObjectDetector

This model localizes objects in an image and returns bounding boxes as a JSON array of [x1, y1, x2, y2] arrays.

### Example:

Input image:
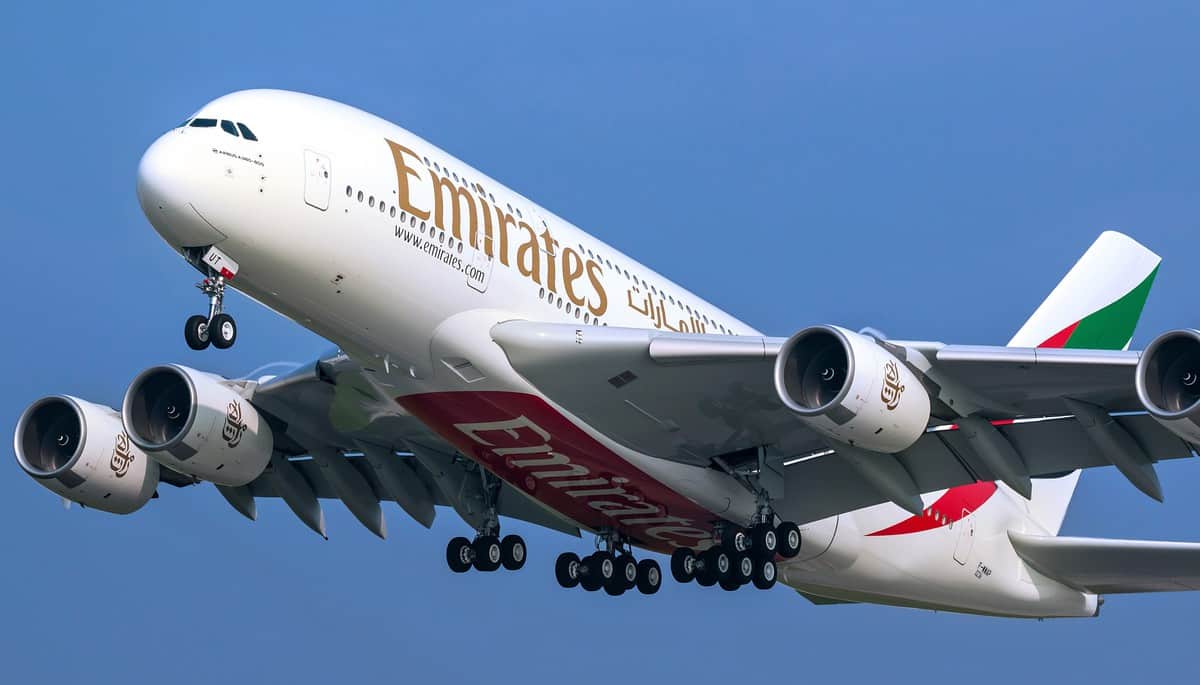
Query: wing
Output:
[[1010, 532, 1200, 593], [164, 349, 581, 540], [490, 321, 1194, 522]]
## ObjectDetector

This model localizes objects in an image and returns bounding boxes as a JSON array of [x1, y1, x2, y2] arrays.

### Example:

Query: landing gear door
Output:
[[303, 149, 331, 211]]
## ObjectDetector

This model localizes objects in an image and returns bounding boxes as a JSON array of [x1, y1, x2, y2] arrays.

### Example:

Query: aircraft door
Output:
[[953, 509, 976, 565], [304, 149, 332, 210]]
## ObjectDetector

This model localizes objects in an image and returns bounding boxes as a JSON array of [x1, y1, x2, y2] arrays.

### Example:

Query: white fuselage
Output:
[[135, 90, 1097, 618]]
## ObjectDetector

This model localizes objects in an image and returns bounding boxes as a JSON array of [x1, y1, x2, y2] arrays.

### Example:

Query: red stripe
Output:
[[866, 481, 997, 536], [396, 391, 718, 552], [1037, 321, 1078, 348]]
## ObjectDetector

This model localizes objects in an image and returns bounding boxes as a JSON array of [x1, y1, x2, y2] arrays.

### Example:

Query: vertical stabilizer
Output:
[[1011, 231, 1160, 534]]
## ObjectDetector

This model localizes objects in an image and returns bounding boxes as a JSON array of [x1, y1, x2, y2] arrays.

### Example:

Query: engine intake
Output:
[[122, 364, 273, 486], [13, 396, 159, 514], [774, 325, 931, 453], [1136, 329, 1200, 443]]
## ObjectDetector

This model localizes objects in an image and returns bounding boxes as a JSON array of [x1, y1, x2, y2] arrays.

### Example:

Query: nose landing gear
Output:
[[184, 276, 237, 350]]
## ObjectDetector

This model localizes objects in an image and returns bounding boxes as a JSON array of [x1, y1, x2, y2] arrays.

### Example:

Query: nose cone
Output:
[[137, 133, 227, 248]]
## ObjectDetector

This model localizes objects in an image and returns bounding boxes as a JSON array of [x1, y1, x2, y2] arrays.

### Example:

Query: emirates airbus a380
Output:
[[18, 89, 1200, 617]]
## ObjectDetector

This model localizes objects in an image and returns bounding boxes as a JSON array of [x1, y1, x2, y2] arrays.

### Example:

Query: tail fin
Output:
[[1011, 231, 1160, 534]]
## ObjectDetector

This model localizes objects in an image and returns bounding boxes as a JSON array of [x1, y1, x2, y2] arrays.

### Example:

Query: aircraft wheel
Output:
[[636, 559, 662, 595], [184, 315, 210, 350], [500, 535, 526, 571], [670, 548, 696, 583], [446, 537, 473, 573], [615, 554, 639, 590], [752, 523, 778, 559], [579, 554, 604, 592], [776, 522, 802, 559], [753, 558, 778, 590], [731, 553, 754, 585], [473, 535, 502, 572], [209, 313, 237, 349], [555, 552, 581, 588], [719, 576, 742, 591], [724, 527, 751, 554]]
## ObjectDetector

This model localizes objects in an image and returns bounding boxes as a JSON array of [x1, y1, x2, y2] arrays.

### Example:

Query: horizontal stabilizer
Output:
[[1010, 531, 1200, 593]]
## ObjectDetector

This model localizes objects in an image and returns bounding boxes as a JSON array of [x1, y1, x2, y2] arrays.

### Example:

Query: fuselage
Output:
[[135, 89, 1097, 617]]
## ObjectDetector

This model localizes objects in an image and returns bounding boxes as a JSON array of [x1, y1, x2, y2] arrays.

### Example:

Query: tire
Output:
[[752, 523, 778, 559], [184, 315, 211, 350], [473, 535, 502, 572], [583, 552, 613, 592], [636, 559, 662, 595], [719, 576, 742, 592], [670, 548, 696, 583], [579, 554, 603, 592], [752, 558, 778, 590], [446, 537, 473, 573], [732, 553, 754, 585], [696, 567, 717, 587], [615, 554, 639, 590], [724, 528, 750, 554], [500, 535, 526, 571], [209, 313, 237, 349], [555, 552, 581, 588], [712, 549, 733, 580], [776, 522, 802, 558]]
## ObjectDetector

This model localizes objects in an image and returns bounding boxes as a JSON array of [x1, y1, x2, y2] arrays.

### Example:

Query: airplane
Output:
[[14, 89, 1200, 618]]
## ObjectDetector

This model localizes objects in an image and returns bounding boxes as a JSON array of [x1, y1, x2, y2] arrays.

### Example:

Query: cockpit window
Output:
[[189, 118, 217, 128], [220, 120, 239, 137], [179, 119, 191, 128], [236, 123, 258, 141]]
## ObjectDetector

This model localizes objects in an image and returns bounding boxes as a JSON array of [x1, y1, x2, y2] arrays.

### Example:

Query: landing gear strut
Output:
[[184, 276, 237, 350], [443, 467, 525, 574], [670, 516, 801, 592], [555, 530, 662, 596]]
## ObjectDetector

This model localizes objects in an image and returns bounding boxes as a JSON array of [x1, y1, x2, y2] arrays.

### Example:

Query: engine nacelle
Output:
[[122, 364, 273, 487], [774, 325, 931, 453], [1136, 329, 1200, 443], [13, 396, 159, 514]]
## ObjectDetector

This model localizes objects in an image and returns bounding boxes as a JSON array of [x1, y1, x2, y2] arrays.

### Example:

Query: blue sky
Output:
[[3, 1, 1200, 681]]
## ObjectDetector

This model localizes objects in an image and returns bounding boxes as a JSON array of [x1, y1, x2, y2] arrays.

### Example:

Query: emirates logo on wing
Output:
[[881, 360, 905, 411], [222, 401, 246, 448], [110, 432, 134, 478]]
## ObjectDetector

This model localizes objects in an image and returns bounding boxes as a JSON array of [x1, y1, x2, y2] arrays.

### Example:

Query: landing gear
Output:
[[670, 518, 799, 592], [444, 533, 525, 573], [555, 530, 662, 596], [184, 276, 238, 350]]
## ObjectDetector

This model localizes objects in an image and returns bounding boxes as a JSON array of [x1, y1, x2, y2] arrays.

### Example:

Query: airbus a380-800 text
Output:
[[17, 90, 1200, 617]]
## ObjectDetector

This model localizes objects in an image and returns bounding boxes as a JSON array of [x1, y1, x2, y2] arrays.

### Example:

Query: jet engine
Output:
[[1136, 329, 1200, 443], [13, 396, 159, 514], [774, 325, 931, 453], [122, 364, 273, 487]]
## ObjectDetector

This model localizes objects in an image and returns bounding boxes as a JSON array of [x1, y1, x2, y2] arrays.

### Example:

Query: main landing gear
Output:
[[184, 276, 238, 350], [554, 531, 662, 597], [446, 532, 527, 573], [670, 520, 801, 591]]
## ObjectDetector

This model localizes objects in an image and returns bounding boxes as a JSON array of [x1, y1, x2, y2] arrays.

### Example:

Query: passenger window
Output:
[[190, 118, 217, 128], [390, 207, 396, 218], [369, 196, 375, 208], [346, 186, 353, 197], [236, 123, 258, 141], [220, 120, 239, 137], [357, 191, 364, 202]]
